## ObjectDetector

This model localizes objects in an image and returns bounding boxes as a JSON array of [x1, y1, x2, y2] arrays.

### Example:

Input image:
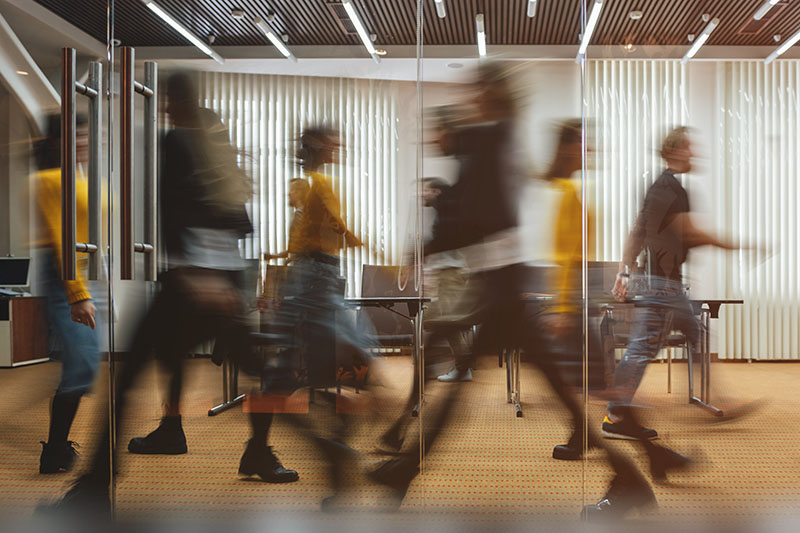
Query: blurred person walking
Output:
[[32, 114, 100, 474], [254, 126, 375, 510], [42, 71, 298, 515], [369, 64, 659, 520]]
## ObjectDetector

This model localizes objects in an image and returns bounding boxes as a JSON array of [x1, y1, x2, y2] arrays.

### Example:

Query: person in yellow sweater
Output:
[[32, 114, 100, 474], [545, 119, 594, 328]]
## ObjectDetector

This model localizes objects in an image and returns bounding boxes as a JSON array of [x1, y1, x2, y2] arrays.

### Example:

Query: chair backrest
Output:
[[358, 265, 415, 343]]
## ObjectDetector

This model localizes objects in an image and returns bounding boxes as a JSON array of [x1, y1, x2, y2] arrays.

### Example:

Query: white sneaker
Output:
[[437, 368, 473, 382]]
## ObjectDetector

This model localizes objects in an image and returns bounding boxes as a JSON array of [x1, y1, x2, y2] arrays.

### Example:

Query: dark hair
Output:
[[422, 177, 450, 193], [296, 126, 337, 170], [34, 113, 88, 170], [544, 119, 583, 180]]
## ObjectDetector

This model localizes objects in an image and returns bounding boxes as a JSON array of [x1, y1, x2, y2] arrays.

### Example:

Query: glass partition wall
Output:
[[2, 0, 800, 529]]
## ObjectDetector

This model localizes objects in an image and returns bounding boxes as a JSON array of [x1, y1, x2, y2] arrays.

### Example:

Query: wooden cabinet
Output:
[[0, 297, 49, 367]]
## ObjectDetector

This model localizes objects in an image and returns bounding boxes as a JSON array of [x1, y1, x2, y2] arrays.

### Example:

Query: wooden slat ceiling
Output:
[[31, 0, 800, 48]]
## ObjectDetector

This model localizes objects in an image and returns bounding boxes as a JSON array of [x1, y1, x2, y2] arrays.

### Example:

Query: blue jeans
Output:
[[275, 254, 374, 389], [40, 254, 100, 395], [608, 276, 700, 412]]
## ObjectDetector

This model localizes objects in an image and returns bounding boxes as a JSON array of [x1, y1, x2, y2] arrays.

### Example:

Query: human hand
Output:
[[611, 274, 628, 303], [71, 300, 96, 329]]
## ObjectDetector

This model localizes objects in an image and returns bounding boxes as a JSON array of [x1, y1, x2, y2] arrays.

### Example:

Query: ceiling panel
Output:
[[30, 0, 800, 49]]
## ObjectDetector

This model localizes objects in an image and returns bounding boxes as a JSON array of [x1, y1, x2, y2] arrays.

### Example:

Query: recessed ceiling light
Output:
[[16, 70, 28, 75], [111, 38, 122, 46], [447, 62, 464, 69], [231, 8, 244, 19], [629, 10, 643, 20], [774, 34, 782, 42], [375, 49, 388, 56]]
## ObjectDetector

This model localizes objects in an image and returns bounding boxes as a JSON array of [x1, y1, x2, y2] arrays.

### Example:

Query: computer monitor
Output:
[[0, 257, 31, 287]]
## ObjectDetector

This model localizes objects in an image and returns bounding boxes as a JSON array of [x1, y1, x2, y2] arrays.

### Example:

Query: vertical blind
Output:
[[717, 61, 800, 359], [587, 60, 688, 263], [198, 72, 399, 297]]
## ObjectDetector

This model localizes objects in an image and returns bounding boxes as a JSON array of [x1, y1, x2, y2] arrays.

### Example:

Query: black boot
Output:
[[39, 441, 79, 474], [40, 391, 82, 474], [649, 444, 693, 483], [581, 475, 656, 521], [36, 474, 111, 518], [368, 455, 419, 509], [553, 430, 598, 461], [238, 439, 298, 483], [128, 415, 187, 455]]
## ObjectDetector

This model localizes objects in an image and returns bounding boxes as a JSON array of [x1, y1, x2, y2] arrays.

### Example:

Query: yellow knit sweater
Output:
[[32, 168, 92, 304]]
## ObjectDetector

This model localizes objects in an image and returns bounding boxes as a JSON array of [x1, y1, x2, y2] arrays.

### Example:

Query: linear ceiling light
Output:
[[766, 28, 800, 63], [527, 0, 538, 17], [140, 0, 224, 63], [476, 13, 487, 57], [341, 0, 380, 63], [254, 16, 297, 62], [434, 0, 446, 19], [754, 0, 781, 21], [577, 0, 603, 59], [681, 17, 719, 64]]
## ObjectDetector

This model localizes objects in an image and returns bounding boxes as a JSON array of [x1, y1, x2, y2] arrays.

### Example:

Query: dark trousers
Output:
[[84, 269, 258, 486], [401, 265, 649, 487]]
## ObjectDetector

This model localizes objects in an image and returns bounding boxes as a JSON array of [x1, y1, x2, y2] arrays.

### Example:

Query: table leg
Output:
[[513, 348, 522, 417], [411, 304, 424, 417], [688, 308, 723, 417], [209, 359, 246, 416]]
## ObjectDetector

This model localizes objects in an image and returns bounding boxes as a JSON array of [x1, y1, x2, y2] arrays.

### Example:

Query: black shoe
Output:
[[649, 445, 693, 483], [602, 416, 658, 440], [581, 476, 656, 521], [39, 440, 79, 474], [553, 432, 598, 461], [36, 475, 111, 518], [238, 439, 299, 483], [128, 416, 187, 455], [368, 456, 418, 509]]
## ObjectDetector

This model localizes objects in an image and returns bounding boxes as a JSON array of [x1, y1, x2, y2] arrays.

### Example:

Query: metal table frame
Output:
[[688, 299, 743, 417], [346, 297, 429, 417]]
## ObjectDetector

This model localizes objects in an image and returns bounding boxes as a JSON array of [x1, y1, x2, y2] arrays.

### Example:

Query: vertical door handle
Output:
[[61, 49, 103, 281], [120, 47, 158, 281]]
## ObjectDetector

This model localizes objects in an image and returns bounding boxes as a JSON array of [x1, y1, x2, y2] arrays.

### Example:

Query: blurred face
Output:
[[422, 183, 441, 207], [76, 126, 89, 164], [665, 136, 694, 174], [166, 94, 193, 127], [288, 184, 306, 208]]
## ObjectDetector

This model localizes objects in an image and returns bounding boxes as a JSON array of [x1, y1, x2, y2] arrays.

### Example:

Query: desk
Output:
[[209, 297, 431, 417], [0, 297, 49, 367], [689, 299, 744, 416], [346, 297, 430, 416]]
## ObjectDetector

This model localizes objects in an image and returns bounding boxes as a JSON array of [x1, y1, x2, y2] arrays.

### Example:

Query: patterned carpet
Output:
[[0, 355, 797, 527]]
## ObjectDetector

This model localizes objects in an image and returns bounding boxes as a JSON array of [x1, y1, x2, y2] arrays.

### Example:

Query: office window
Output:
[[199, 72, 399, 296]]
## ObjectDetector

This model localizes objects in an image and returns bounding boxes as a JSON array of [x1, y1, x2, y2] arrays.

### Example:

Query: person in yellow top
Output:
[[545, 119, 594, 320], [32, 114, 100, 474], [262, 178, 310, 263], [258, 126, 371, 510]]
